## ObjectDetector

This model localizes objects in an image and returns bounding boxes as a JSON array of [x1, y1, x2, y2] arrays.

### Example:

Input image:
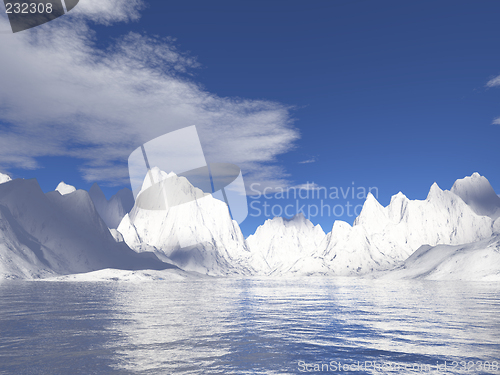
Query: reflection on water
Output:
[[0, 278, 499, 374]]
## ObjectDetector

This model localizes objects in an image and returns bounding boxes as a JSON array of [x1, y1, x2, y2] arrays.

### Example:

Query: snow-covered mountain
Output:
[[116, 169, 498, 277], [246, 214, 325, 275], [0, 178, 173, 279], [1, 169, 498, 280], [117, 167, 253, 276], [89, 183, 134, 229], [375, 234, 500, 281], [248, 174, 497, 276]]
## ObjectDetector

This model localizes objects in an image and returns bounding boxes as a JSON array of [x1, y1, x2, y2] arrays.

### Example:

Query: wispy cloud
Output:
[[0, 1, 298, 189], [298, 157, 316, 164], [487, 74, 500, 125]]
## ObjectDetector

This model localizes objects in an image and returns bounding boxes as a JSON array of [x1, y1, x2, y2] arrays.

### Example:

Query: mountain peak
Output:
[[451, 173, 500, 219], [89, 183, 106, 202], [89, 183, 135, 229], [331, 220, 352, 232], [387, 191, 410, 222], [426, 182, 443, 200], [138, 167, 179, 194], [453, 173, 490, 188], [284, 212, 307, 223], [56, 182, 76, 195], [89, 182, 103, 191], [390, 191, 407, 203], [283, 212, 318, 230], [261, 213, 313, 230], [362, 192, 382, 208], [353, 192, 386, 230], [0, 173, 12, 184]]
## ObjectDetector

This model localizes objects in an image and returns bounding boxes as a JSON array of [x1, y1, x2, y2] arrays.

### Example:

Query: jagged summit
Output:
[[55, 181, 76, 195], [353, 192, 386, 231], [89, 182, 106, 201], [390, 191, 407, 202], [0, 172, 12, 184], [426, 182, 443, 200], [138, 167, 178, 192], [254, 213, 324, 236], [268, 213, 319, 230], [451, 173, 500, 219], [89, 182, 134, 229], [284, 212, 307, 222], [132, 167, 208, 211], [246, 212, 326, 275]]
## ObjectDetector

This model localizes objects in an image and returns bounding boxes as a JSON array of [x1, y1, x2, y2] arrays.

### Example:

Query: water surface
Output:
[[0, 278, 499, 374]]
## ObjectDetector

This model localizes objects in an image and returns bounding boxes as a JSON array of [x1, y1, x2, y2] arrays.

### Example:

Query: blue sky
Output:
[[1, 0, 500, 236]]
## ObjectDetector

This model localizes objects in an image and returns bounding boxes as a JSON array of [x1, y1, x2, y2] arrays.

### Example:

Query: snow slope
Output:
[[43, 268, 203, 282], [375, 234, 500, 281], [118, 167, 253, 276], [0, 204, 56, 279], [89, 183, 134, 229], [0, 178, 174, 279]]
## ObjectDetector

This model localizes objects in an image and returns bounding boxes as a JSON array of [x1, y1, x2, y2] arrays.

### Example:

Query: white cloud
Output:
[[298, 158, 316, 164], [0, 1, 298, 189], [486, 75, 500, 87], [487, 75, 500, 125], [71, 0, 145, 24]]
